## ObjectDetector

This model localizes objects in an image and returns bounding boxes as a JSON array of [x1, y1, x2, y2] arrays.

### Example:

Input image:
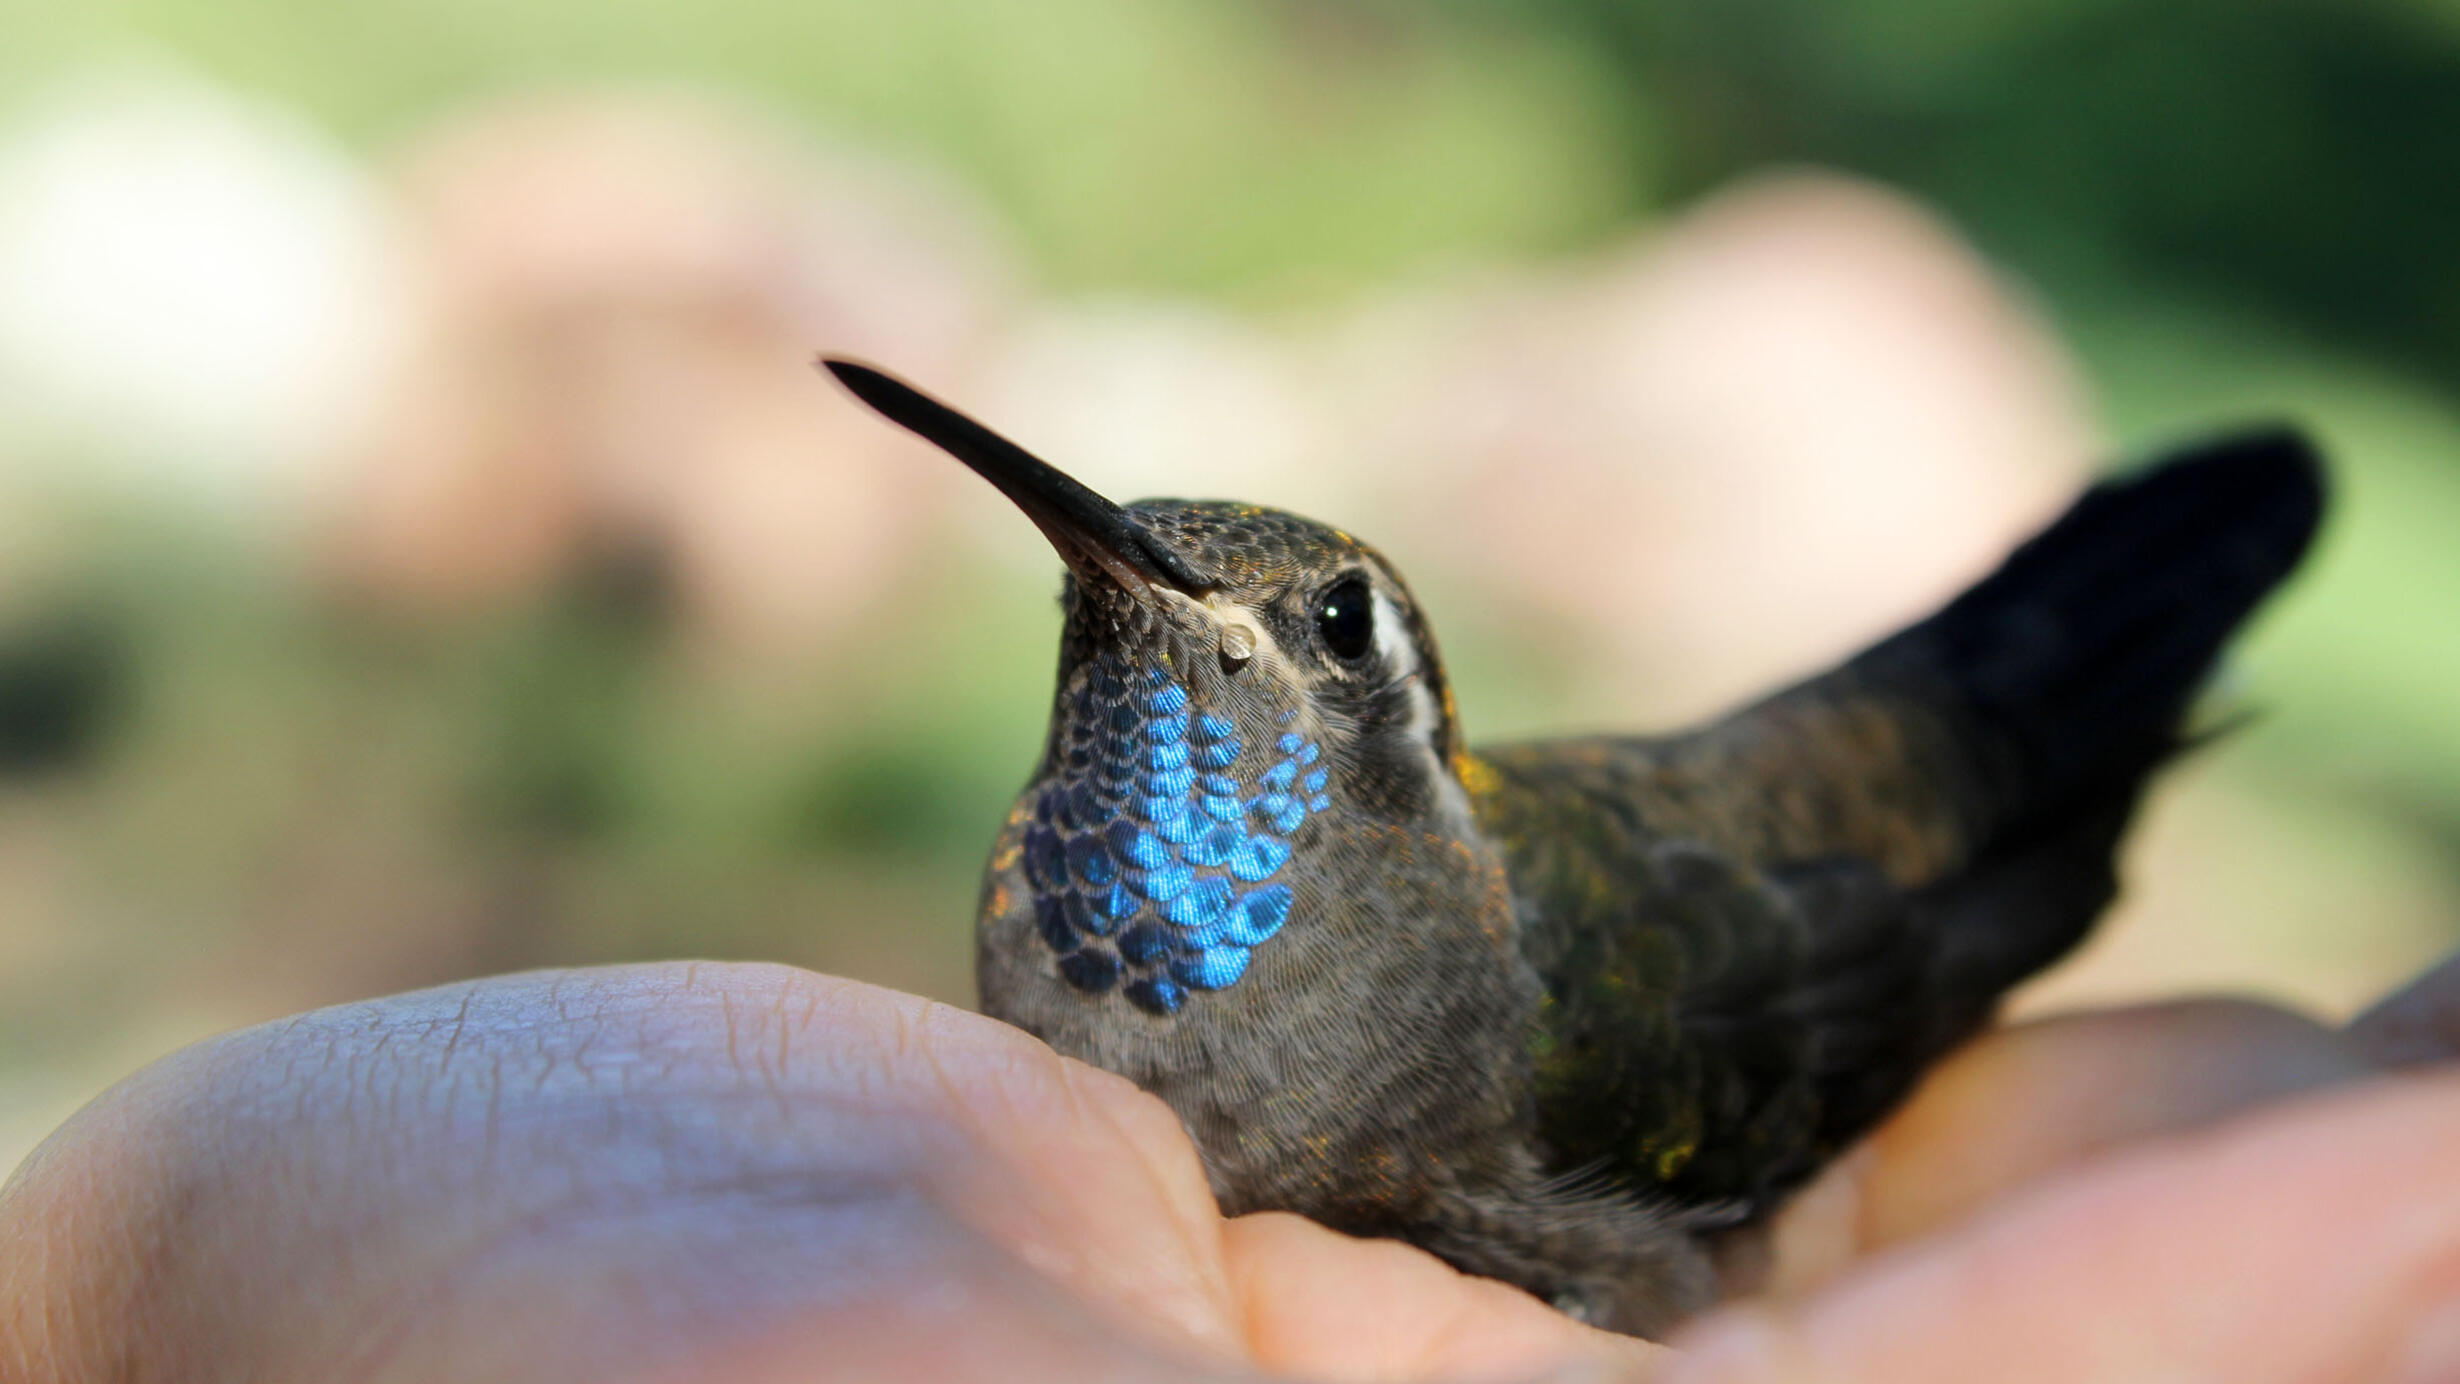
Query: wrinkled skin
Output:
[[5, 953, 2460, 1383]]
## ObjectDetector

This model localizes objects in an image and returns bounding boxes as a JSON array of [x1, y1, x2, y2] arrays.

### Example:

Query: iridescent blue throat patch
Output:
[[1021, 658, 1332, 1015]]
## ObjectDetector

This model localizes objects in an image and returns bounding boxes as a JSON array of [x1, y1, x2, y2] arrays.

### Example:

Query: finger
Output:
[[1223, 1211, 1669, 1383], [1753, 997, 2369, 1292], [1859, 998, 2368, 1248], [2350, 948, 2460, 1070], [0, 965, 1257, 1383], [1672, 1069, 2460, 1384]]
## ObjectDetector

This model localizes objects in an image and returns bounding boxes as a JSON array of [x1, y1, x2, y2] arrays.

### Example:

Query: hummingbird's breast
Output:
[[1016, 651, 1335, 1016]]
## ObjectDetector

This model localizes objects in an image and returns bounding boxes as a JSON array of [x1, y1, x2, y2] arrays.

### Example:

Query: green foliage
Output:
[[7, 0, 2460, 1117], [1479, 0, 2460, 386], [0, 602, 127, 778], [0, 0, 1644, 300]]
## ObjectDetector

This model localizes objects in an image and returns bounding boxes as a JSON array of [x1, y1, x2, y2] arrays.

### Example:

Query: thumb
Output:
[[1666, 1069, 2460, 1383]]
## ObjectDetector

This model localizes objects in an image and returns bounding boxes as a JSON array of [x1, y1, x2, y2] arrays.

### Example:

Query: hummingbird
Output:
[[822, 358, 2325, 1337]]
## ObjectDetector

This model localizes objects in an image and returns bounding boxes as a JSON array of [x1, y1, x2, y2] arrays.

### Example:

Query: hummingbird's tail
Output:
[[1456, 425, 2322, 1224], [1765, 427, 2325, 1163], [1874, 427, 2324, 844], [1868, 425, 2325, 987], [1476, 428, 2324, 1215]]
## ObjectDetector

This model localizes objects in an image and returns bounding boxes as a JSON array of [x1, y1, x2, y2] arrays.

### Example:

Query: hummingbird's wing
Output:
[[1467, 428, 2325, 1212], [1469, 740, 2131, 1209]]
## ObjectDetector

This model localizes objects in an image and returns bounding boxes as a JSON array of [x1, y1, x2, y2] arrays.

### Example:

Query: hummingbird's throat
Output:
[[1023, 652, 1333, 1016]]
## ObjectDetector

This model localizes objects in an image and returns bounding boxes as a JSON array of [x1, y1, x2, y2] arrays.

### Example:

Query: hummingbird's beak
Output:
[[821, 358, 1210, 599]]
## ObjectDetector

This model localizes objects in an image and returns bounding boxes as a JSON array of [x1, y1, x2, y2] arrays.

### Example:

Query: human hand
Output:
[[4, 958, 2457, 1383]]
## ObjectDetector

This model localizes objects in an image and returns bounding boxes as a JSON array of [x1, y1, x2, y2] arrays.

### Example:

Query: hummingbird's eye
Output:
[[1314, 576, 1375, 662]]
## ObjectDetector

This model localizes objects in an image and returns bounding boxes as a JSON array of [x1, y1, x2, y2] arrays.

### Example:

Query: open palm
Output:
[[6, 959, 2459, 1382]]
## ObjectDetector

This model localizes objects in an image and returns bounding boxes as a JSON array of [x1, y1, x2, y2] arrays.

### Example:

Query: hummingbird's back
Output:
[[1470, 430, 2325, 1212]]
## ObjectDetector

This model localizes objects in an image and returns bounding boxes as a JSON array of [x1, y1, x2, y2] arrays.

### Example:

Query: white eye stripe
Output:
[[1371, 590, 1413, 669], [1370, 585, 1476, 833], [1374, 588, 1441, 731]]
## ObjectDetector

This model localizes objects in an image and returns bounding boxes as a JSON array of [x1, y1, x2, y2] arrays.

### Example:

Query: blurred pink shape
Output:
[[967, 301, 1339, 575], [321, 94, 1018, 660], [1332, 173, 2438, 1017], [1346, 172, 2098, 725]]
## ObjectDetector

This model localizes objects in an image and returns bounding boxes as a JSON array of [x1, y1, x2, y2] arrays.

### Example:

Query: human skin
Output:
[[3, 959, 2457, 1383]]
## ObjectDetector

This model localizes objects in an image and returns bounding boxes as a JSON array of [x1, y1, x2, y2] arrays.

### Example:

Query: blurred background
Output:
[[7, 0, 2460, 1174]]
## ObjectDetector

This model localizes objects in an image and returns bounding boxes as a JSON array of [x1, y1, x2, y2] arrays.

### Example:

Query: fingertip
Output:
[[1223, 1212, 1669, 1382], [1853, 998, 2366, 1251], [1717, 1070, 2460, 1383], [1661, 1307, 1819, 1384], [2349, 949, 2460, 1070]]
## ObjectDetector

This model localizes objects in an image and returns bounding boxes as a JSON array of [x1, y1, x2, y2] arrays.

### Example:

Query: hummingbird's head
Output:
[[824, 359, 1473, 1017]]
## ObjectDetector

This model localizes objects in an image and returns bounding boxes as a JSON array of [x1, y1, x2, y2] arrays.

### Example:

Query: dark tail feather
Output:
[[1792, 419, 2326, 1152], [1864, 426, 2326, 845], [1706, 430, 2323, 1189]]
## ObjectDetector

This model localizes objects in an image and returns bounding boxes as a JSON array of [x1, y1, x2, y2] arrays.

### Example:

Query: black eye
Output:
[[1314, 576, 1374, 662]]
